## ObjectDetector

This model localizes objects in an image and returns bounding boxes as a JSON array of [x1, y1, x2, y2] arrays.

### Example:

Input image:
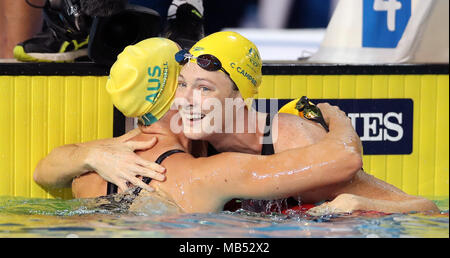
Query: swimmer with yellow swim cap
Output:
[[169, 31, 439, 214], [173, 31, 331, 161], [106, 37, 180, 127], [35, 36, 439, 215]]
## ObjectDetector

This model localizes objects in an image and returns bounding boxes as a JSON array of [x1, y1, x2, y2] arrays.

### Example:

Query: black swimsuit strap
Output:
[[142, 149, 185, 184], [106, 149, 186, 195], [107, 179, 118, 195], [261, 113, 275, 155]]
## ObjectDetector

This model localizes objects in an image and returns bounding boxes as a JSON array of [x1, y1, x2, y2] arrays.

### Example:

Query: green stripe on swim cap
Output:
[[140, 113, 158, 126]]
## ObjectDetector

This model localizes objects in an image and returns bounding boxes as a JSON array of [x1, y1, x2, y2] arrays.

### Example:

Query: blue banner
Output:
[[253, 98, 414, 155]]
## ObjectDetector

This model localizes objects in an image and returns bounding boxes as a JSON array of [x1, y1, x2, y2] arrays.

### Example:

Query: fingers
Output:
[[126, 137, 158, 151], [131, 164, 166, 182], [115, 179, 129, 193], [317, 103, 348, 124], [126, 176, 155, 193], [135, 158, 166, 173], [317, 103, 339, 115], [317, 102, 342, 113], [305, 203, 328, 216], [305, 202, 343, 216], [317, 103, 334, 125], [110, 171, 157, 194], [118, 128, 141, 141]]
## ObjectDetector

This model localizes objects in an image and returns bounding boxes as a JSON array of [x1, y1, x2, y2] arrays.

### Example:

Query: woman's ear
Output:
[[229, 80, 242, 99], [138, 123, 152, 133]]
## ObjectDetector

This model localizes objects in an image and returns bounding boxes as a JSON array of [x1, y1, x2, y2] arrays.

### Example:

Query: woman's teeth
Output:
[[185, 113, 206, 120]]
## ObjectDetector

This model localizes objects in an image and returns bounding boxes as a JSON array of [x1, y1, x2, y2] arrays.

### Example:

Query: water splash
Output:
[[241, 198, 295, 214], [0, 196, 447, 238]]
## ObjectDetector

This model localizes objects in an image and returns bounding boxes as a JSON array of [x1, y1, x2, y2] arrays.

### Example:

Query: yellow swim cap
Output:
[[106, 37, 180, 125], [189, 31, 262, 102], [278, 98, 301, 116]]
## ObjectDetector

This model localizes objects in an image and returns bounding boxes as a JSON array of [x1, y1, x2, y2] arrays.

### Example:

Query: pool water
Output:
[[0, 196, 448, 238]]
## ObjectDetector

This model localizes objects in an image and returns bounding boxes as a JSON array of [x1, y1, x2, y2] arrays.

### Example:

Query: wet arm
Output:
[[34, 141, 104, 189], [192, 110, 362, 201], [33, 128, 165, 191]]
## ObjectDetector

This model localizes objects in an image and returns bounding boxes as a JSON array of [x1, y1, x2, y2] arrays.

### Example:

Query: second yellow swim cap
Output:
[[189, 31, 262, 102], [106, 37, 180, 125]]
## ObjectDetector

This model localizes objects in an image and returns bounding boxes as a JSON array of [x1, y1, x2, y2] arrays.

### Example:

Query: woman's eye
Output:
[[200, 86, 211, 92], [178, 82, 187, 88]]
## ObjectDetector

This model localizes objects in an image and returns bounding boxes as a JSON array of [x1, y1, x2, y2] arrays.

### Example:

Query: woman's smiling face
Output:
[[174, 62, 242, 140]]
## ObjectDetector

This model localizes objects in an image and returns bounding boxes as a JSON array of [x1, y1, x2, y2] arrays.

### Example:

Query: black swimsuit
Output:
[[106, 149, 185, 195]]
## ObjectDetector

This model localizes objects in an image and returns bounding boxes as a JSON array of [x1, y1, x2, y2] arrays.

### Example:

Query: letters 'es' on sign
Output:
[[254, 99, 414, 155]]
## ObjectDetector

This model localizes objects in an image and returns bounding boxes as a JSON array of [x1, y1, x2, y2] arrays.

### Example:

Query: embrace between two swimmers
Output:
[[34, 32, 439, 215]]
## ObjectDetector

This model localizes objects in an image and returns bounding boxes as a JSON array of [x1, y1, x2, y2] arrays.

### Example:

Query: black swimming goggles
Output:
[[175, 49, 230, 76]]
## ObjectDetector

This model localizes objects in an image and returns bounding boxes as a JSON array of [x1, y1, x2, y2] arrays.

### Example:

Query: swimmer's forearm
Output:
[[212, 115, 362, 200], [336, 194, 440, 214], [33, 143, 95, 188], [193, 135, 362, 202], [34, 128, 164, 192], [33, 135, 121, 188], [34, 129, 131, 188], [188, 104, 363, 202], [250, 139, 361, 199]]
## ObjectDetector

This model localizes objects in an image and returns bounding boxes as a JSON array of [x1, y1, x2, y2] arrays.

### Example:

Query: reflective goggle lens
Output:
[[175, 49, 228, 75]]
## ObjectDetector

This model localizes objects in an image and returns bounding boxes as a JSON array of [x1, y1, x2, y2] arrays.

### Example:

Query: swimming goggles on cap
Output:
[[175, 49, 230, 76]]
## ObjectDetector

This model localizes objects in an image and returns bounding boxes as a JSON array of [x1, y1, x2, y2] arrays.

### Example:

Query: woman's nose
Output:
[[175, 86, 201, 109], [183, 87, 203, 107]]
